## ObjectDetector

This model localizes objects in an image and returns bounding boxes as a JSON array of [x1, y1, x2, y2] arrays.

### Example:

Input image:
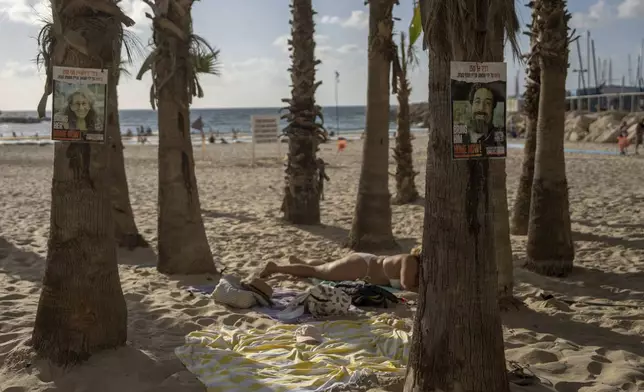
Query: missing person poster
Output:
[[451, 62, 507, 159], [51, 66, 108, 143]]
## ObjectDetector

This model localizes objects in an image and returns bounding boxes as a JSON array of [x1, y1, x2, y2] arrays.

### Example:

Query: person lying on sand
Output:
[[260, 248, 421, 292]]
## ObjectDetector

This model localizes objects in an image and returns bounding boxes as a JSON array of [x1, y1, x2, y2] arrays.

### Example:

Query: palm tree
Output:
[[347, 0, 399, 251], [36, 7, 146, 251], [510, 1, 541, 236], [404, 0, 520, 390], [392, 32, 419, 205], [281, 0, 327, 224], [31, 0, 132, 364], [525, 0, 575, 277], [137, 0, 219, 275], [109, 42, 149, 250]]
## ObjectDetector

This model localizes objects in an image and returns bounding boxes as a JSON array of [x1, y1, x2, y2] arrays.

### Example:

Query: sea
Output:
[[0, 106, 427, 145]]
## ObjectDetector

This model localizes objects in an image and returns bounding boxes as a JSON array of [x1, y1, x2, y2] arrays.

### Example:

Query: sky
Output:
[[0, 0, 643, 110]]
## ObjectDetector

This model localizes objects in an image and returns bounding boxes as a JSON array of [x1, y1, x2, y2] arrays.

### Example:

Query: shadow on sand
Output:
[[515, 261, 644, 303], [573, 231, 644, 251], [503, 306, 644, 358], [201, 208, 256, 224]]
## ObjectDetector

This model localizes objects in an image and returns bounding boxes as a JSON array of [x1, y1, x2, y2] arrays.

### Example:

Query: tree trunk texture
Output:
[[487, 21, 515, 307], [282, 0, 322, 224], [393, 65, 419, 205], [154, 3, 216, 274], [510, 4, 540, 236], [526, 0, 575, 277], [32, 0, 127, 365], [490, 159, 515, 304], [348, 0, 397, 251], [404, 2, 510, 391], [108, 65, 148, 250]]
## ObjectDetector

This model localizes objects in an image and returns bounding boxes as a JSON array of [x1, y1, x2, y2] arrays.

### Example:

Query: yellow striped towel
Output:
[[174, 314, 411, 392]]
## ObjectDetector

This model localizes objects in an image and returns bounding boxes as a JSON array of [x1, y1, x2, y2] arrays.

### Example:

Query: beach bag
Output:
[[334, 281, 399, 308], [306, 284, 352, 317], [281, 284, 351, 318]]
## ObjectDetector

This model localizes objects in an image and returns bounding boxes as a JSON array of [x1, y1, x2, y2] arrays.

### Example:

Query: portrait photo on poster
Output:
[[450, 62, 507, 160], [51, 66, 108, 144]]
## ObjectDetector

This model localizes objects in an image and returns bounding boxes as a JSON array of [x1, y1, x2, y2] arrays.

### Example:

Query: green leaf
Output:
[[408, 3, 422, 48]]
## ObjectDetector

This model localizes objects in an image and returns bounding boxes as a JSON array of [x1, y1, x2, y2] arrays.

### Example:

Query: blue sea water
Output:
[[0, 106, 410, 139]]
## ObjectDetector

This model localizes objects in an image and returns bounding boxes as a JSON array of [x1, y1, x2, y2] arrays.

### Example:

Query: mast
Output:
[[592, 39, 599, 92], [575, 38, 587, 91], [334, 70, 340, 135], [587, 31, 592, 90]]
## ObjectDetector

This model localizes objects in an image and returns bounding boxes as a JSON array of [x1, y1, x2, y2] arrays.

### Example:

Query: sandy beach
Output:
[[1, 136, 644, 392]]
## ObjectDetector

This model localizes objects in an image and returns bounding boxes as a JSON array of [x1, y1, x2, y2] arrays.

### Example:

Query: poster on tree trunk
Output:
[[51, 66, 108, 143], [450, 61, 507, 160]]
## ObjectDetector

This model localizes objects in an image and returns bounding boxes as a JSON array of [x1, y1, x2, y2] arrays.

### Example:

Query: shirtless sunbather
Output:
[[260, 249, 420, 292]]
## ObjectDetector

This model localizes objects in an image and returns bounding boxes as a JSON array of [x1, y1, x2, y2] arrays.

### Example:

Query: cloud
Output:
[[336, 44, 363, 55], [0, 60, 37, 79], [0, 0, 148, 28], [617, 0, 644, 18], [570, 0, 613, 29], [272, 33, 330, 54], [320, 15, 340, 24], [319, 10, 368, 30], [0, 0, 48, 25]]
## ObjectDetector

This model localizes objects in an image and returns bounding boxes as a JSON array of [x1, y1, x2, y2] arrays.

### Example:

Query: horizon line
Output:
[[2, 103, 427, 112]]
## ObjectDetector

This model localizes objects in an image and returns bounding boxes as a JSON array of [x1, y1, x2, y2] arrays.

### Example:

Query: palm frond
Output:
[[192, 49, 221, 76]]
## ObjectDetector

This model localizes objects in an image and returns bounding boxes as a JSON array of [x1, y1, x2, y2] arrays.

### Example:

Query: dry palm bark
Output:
[[108, 47, 148, 250], [348, 0, 399, 251], [525, 0, 575, 277], [404, 0, 519, 390], [31, 0, 131, 364], [392, 32, 419, 205], [510, 1, 541, 236], [141, 0, 216, 274], [281, 0, 327, 224]]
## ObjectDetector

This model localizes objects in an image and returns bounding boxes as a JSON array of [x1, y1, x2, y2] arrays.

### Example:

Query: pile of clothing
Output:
[[212, 276, 401, 322], [211, 275, 273, 309]]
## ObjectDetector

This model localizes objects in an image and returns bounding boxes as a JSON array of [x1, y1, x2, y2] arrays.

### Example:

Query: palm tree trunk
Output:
[[108, 65, 147, 249], [487, 21, 515, 307], [282, 0, 323, 224], [404, 1, 514, 390], [154, 2, 215, 274], [348, 0, 397, 251], [525, 0, 574, 277], [491, 159, 515, 303], [393, 48, 419, 205], [32, 0, 128, 364], [510, 3, 540, 236]]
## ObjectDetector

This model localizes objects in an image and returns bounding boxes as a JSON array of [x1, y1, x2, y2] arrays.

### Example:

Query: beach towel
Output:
[[175, 314, 410, 392]]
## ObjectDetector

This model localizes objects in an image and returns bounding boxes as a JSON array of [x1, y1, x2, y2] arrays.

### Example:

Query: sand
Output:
[[1, 136, 643, 392]]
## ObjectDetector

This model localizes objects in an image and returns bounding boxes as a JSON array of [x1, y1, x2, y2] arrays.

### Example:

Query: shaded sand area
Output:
[[1, 137, 643, 391]]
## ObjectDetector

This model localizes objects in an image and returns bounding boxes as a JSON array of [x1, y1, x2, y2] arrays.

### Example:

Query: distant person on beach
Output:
[[58, 89, 99, 132], [232, 128, 238, 141], [209, 132, 215, 144], [317, 158, 330, 200], [635, 119, 644, 155], [617, 130, 630, 156], [259, 247, 421, 292], [337, 137, 347, 153]]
